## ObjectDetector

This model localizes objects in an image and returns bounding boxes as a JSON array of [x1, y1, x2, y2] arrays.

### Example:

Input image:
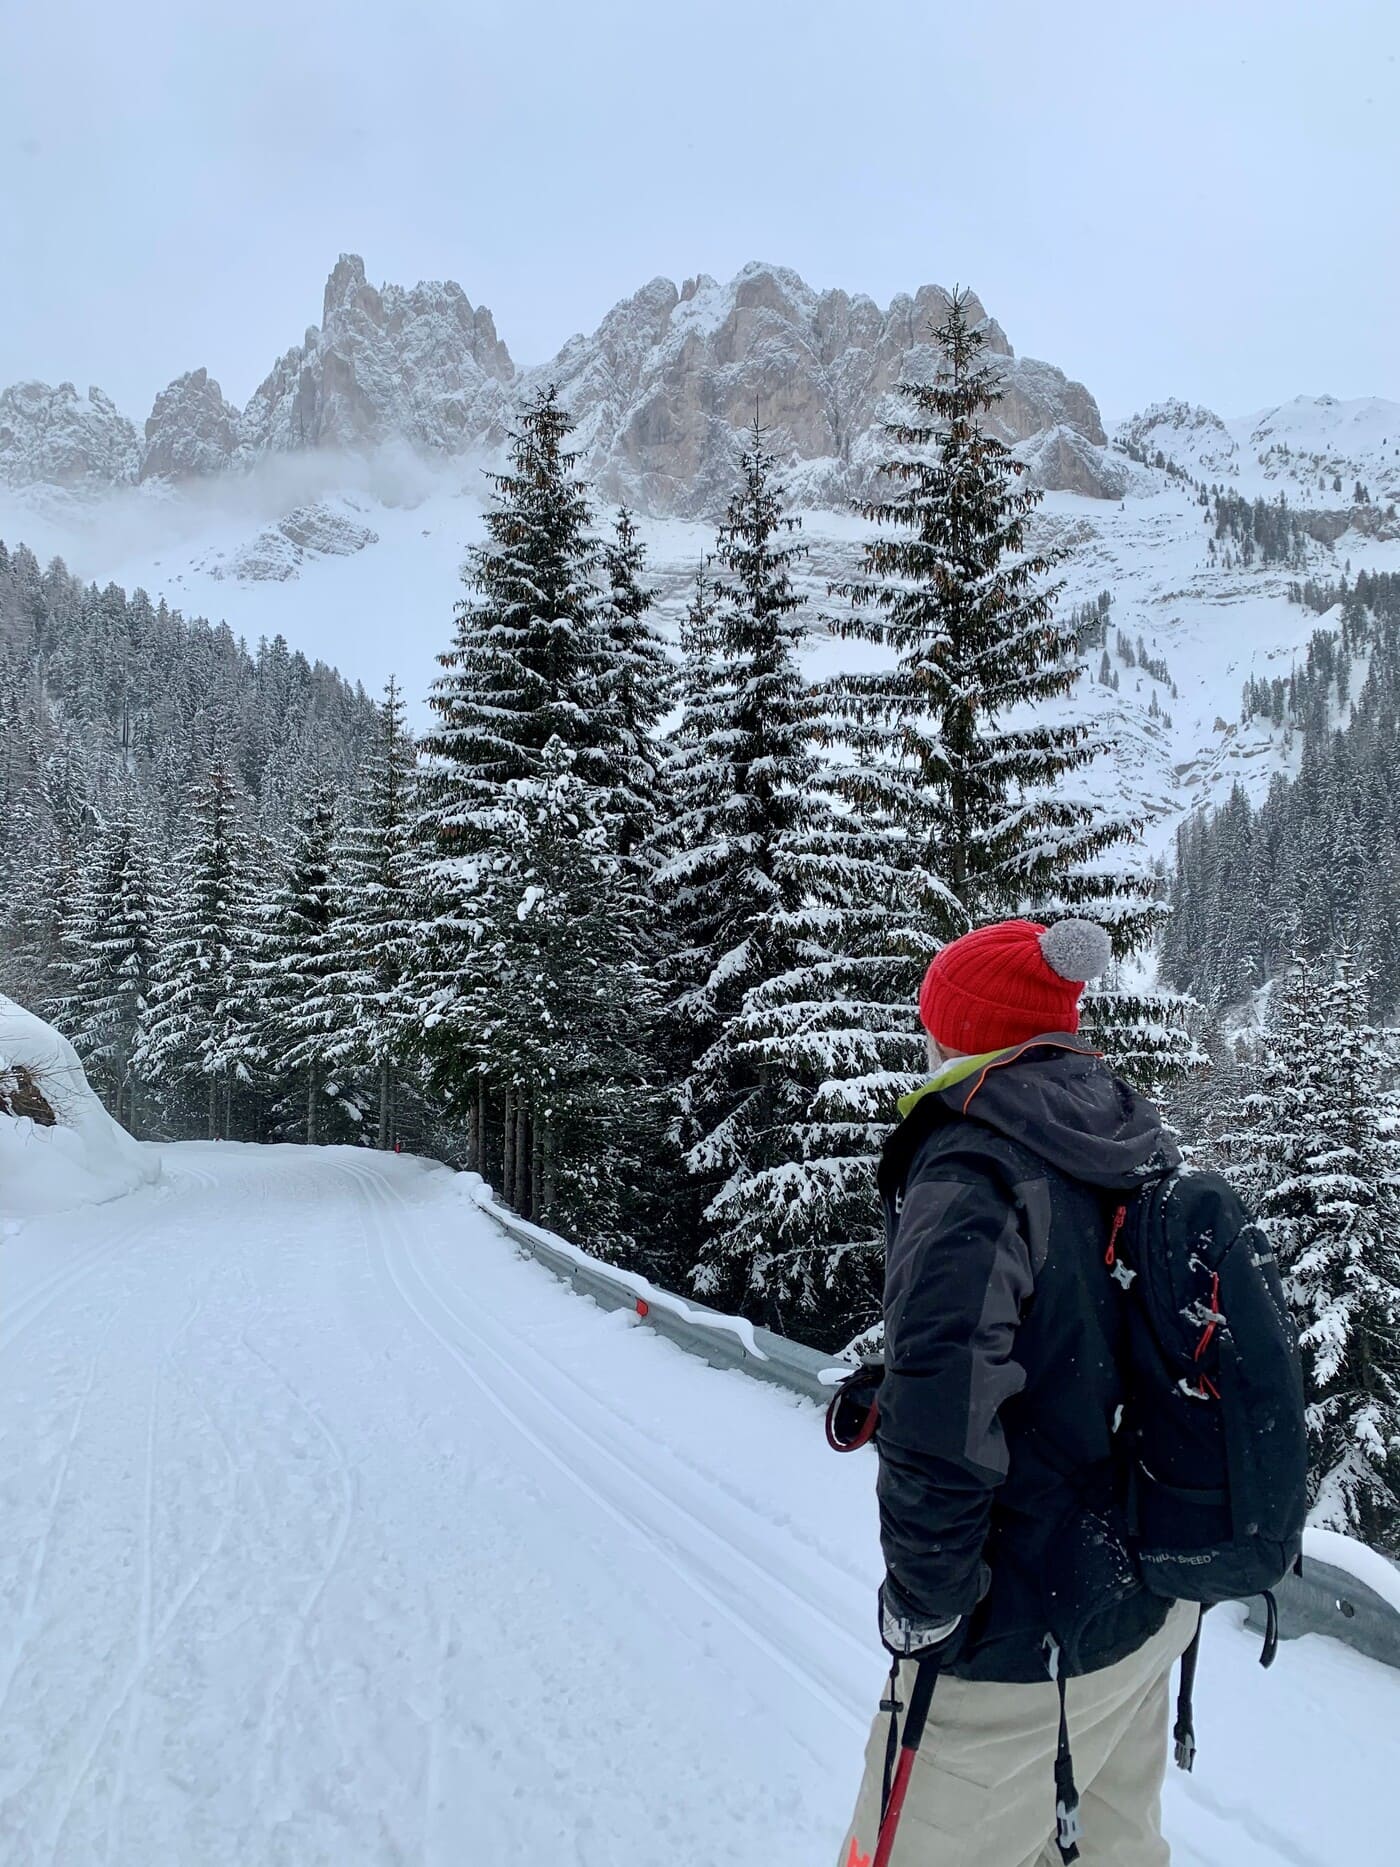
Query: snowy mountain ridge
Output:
[[0, 254, 1121, 512], [1119, 394, 1400, 515]]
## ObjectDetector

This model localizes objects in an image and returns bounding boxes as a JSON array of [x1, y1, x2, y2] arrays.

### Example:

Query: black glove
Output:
[[878, 1579, 965, 1664]]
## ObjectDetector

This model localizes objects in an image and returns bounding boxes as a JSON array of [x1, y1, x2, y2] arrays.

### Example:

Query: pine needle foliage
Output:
[[1220, 949, 1400, 1550]]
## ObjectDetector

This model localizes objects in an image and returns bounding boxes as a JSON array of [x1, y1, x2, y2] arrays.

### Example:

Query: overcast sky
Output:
[[4, 0, 1397, 426]]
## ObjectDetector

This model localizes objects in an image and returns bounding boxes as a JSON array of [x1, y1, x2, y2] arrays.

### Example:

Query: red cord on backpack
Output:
[[1105, 1203, 1128, 1268]]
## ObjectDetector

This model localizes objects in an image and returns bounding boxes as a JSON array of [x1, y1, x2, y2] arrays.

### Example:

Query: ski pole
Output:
[[872, 1659, 938, 1867]]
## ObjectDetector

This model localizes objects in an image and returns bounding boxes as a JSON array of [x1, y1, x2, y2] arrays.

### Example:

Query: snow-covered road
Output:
[[0, 1145, 1393, 1866]]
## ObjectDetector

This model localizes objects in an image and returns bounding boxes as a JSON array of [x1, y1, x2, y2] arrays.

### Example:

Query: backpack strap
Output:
[[1173, 1608, 1204, 1771], [1044, 1636, 1082, 1863], [1259, 1589, 1280, 1669]]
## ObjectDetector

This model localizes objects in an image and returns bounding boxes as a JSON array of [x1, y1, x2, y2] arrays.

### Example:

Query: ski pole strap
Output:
[[1259, 1589, 1280, 1669], [1052, 1663, 1081, 1863], [872, 1661, 938, 1867], [1173, 1609, 1203, 1773]]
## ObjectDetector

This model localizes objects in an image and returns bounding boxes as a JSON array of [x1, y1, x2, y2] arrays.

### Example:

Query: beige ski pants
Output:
[[836, 1598, 1200, 1867]]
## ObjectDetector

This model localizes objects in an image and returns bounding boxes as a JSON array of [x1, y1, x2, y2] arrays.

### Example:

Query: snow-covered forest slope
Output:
[[0, 1139, 1392, 1867]]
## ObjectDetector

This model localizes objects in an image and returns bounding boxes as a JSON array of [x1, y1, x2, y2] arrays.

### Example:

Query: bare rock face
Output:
[[0, 381, 139, 489], [140, 368, 242, 481], [1015, 424, 1129, 500], [537, 262, 1111, 516], [197, 499, 380, 583], [239, 254, 514, 460]]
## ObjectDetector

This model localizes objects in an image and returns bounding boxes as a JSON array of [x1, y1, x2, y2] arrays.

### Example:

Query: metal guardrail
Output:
[[1248, 1557, 1400, 1670], [469, 1178, 1400, 1674], [468, 1179, 843, 1404]]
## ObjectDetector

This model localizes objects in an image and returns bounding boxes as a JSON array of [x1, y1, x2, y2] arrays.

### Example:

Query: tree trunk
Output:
[[514, 1101, 531, 1217], [306, 1069, 318, 1146], [541, 1115, 556, 1225], [208, 1072, 219, 1141], [377, 1055, 392, 1150], [529, 1101, 541, 1221], [502, 1085, 515, 1207], [224, 1076, 234, 1141]]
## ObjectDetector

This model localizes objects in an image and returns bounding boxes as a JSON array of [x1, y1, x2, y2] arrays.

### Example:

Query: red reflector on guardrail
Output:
[[635, 1298, 650, 1319]]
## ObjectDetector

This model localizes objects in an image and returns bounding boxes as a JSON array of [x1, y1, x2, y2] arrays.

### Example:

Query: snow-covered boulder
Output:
[[0, 996, 158, 1218]]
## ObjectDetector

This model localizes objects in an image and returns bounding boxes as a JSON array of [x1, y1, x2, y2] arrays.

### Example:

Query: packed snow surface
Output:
[[0, 996, 158, 1219], [0, 1144, 1393, 1864]]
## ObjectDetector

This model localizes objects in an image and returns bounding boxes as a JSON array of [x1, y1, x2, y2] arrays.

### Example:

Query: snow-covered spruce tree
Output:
[[249, 786, 345, 1145], [463, 737, 660, 1256], [59, 795, 162, 1134], [653, 427, 942, 1337], [597, 506, 672, 860], [657, 428, 825, 1315], [0, 814, 81, 1019], [827, 287, 1192, 1085], [1221, 950, 1400, 1549], [414, 387, 606, 1164], [413, 386, 654, 1213], [325, 678, 420, 1148], [139, 758, 256, 1139]]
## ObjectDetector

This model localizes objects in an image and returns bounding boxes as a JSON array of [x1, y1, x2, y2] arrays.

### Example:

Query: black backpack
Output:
[[1106, 1166, 1308, 1609]]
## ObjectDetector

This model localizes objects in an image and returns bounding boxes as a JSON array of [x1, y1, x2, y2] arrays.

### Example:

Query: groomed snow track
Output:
[[1, 1144, 1393, 1865]]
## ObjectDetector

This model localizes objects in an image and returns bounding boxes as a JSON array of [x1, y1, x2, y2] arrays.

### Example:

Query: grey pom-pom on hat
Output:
[[1039, 918, 1112, 984]]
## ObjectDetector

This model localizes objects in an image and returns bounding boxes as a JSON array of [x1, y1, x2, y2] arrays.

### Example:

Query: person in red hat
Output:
[[836, 919, 1197, 1867]]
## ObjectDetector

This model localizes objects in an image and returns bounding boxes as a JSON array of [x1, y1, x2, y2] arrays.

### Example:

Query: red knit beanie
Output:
[[918, 918, 1112, 1054]]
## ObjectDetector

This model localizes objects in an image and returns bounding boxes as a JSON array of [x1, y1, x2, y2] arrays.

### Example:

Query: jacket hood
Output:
[[925, 1033, 1180, 1192]]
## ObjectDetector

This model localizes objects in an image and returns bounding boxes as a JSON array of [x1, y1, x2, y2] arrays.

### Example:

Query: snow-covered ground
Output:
[[0, 1143, 1392, 1865]]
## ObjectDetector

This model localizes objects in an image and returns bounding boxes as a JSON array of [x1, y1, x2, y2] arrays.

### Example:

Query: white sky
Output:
[[4, 0, 1398, 427]]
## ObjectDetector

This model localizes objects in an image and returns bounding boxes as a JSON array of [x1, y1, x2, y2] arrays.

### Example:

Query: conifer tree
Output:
[[415, 388, 605, 1132], [251, 787, 343, 1144], [597, 506, 671, 859], [327, 678, 420, 1147], [465, 737, 659, 1255], [1222, 950, 1400, 1548], [140, 758, 255, 1138], [656, 428, 945, 1337], [657, 429, 824, 1308], [60, 795, 161, 1133], [412, 386, 651, 1204], [827, 288, 1189, 1083]]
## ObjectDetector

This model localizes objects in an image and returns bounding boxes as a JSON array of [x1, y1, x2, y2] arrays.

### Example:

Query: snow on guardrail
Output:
[[464, 1170, 1400, 1674], [461, 1174, 846, 1402]]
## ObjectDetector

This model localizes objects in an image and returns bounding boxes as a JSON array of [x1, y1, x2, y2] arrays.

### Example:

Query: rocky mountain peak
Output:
[[0, 380, 140, 491], [141, 369, 242, 482], [0, 255, 1126, 508]]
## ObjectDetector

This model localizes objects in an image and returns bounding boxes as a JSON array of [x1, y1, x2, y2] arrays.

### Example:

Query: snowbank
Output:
[[0, 995, 158, 1218]]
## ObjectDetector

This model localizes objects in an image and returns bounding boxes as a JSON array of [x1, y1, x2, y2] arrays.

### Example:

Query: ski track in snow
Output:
[[0, 1144, 1394, 1866]]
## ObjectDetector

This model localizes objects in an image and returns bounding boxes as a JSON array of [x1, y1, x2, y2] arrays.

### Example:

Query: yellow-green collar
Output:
[[897, 1047, 1013, 1119]]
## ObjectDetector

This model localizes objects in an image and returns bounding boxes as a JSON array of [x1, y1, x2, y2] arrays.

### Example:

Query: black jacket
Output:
[[876, 1033, 1181, 1682]]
